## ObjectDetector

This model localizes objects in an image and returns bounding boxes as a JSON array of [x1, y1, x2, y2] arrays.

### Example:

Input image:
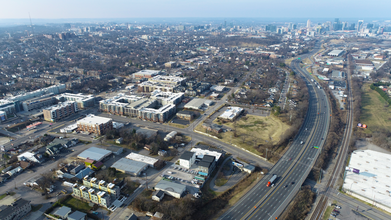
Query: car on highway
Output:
[[300, 141, 304, 144]]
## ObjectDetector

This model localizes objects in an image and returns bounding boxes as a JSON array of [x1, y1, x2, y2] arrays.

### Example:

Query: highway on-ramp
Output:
[[220, 45, 331, 220]]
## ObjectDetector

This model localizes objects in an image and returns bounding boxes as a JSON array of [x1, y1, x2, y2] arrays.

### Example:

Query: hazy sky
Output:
[[0, 0, 390, 19]]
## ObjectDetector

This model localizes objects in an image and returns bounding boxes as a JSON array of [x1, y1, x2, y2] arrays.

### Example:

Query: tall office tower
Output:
[[342, 22, 347, 30], [307, 19, 311, 29], [357, 20, 364, 32], [335, 18, 340, 23]]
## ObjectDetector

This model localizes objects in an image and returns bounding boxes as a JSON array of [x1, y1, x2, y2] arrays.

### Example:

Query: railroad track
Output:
[[309, 54, 354, 220]]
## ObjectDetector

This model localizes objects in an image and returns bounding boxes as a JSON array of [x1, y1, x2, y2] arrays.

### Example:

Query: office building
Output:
[[179, 151, 196, 169], [76, 114, 113, 135], [43, 101, 78, 122], [56, 93, 95, 109], [357, 20, 364, 32], [307, 19, 311, 29]]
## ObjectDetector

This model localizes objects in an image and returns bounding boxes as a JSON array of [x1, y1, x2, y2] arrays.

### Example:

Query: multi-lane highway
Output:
[[220, 44, 331, 220]]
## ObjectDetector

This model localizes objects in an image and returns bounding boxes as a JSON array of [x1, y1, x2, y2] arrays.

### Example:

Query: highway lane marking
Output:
[[223, 84, 319, 219], [245, 66, 323, 220]]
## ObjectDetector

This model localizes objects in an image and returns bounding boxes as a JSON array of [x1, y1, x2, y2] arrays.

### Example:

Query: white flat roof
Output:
[[77, 147, 112, 161], [44, 101, 76, 111], [149, 75, 186, 83], [77, 114, 112, 125], [219, 107, 243, 120], [184, 98, 205, 109], [57, 93, 95, 101], [190, 148, 222, 161], [125, 152, 158, 167], [343, 150, 391, 208]]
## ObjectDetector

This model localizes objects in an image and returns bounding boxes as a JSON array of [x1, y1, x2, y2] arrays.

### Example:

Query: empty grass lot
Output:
[[215, 115, 290, 155], [360, 83, 391, 133], [61, 197, 91, 213]]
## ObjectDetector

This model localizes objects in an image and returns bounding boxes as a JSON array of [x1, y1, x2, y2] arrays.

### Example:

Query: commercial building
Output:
[[111, 158, 148, 176], [331, 70, 345, 79], [179, 151, 196, 169], [150, 90, 184, 105], [184, 98, 205, 110], [191, 145, 223, 162], [197, 155, 216, 175], [77, 146, 112, 162], [77, 114, 113, 135], [43, 101, 78, 122], [328, 50, 344, 57], [218, 107, 243, 121], [56, 93, 95, 109], [343, 150, 391, 209], [176, 110, 195, 120], [0, 198, 31, 220], [125, 152, 160, 168], [67, 211, 87, 220], [155, 180, 186, 199], [133, 70, 161, 79], [17, 151, 42, 164], [355, 59, 374, 67]]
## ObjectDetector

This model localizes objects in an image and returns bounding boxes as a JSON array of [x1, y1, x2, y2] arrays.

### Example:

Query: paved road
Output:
[[325, 188, 391, 220], [219, 44, 331, 220]]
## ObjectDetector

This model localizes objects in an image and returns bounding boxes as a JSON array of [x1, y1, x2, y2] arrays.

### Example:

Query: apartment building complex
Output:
[[21, 96, 56, 112], [72, 177, 121, 208], [43, 101, 78, 122], [56, 93, 95, 109], [138, 75, 186, 92], [0, 198, 31, 220], [99, 91, 183, 122], [76, 114, 113, 135]]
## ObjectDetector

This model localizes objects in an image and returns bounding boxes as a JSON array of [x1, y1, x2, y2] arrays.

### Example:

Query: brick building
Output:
[[76, 114, 112, 135]]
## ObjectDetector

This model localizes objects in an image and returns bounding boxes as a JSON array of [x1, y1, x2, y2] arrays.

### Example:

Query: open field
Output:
[[360, 83, 391, 133], [216, 115, 289, 155]]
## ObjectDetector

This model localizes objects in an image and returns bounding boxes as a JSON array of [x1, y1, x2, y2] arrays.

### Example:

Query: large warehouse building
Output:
[[111, 158, 148, 176], [155, 180, 186, 199], [343, 150, 391, 210], [77, 147, 112, 162]]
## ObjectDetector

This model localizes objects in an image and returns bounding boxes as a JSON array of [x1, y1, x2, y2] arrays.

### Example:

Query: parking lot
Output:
[[171, 117, 190, 125], [160, 165, 203, 195]]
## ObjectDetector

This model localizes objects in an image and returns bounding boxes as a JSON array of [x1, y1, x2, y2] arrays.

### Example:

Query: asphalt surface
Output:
[[219, 45, 331, 220]]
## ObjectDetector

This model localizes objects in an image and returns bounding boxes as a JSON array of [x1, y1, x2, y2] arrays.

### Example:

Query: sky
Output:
[[0, 0, 390, 19]]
